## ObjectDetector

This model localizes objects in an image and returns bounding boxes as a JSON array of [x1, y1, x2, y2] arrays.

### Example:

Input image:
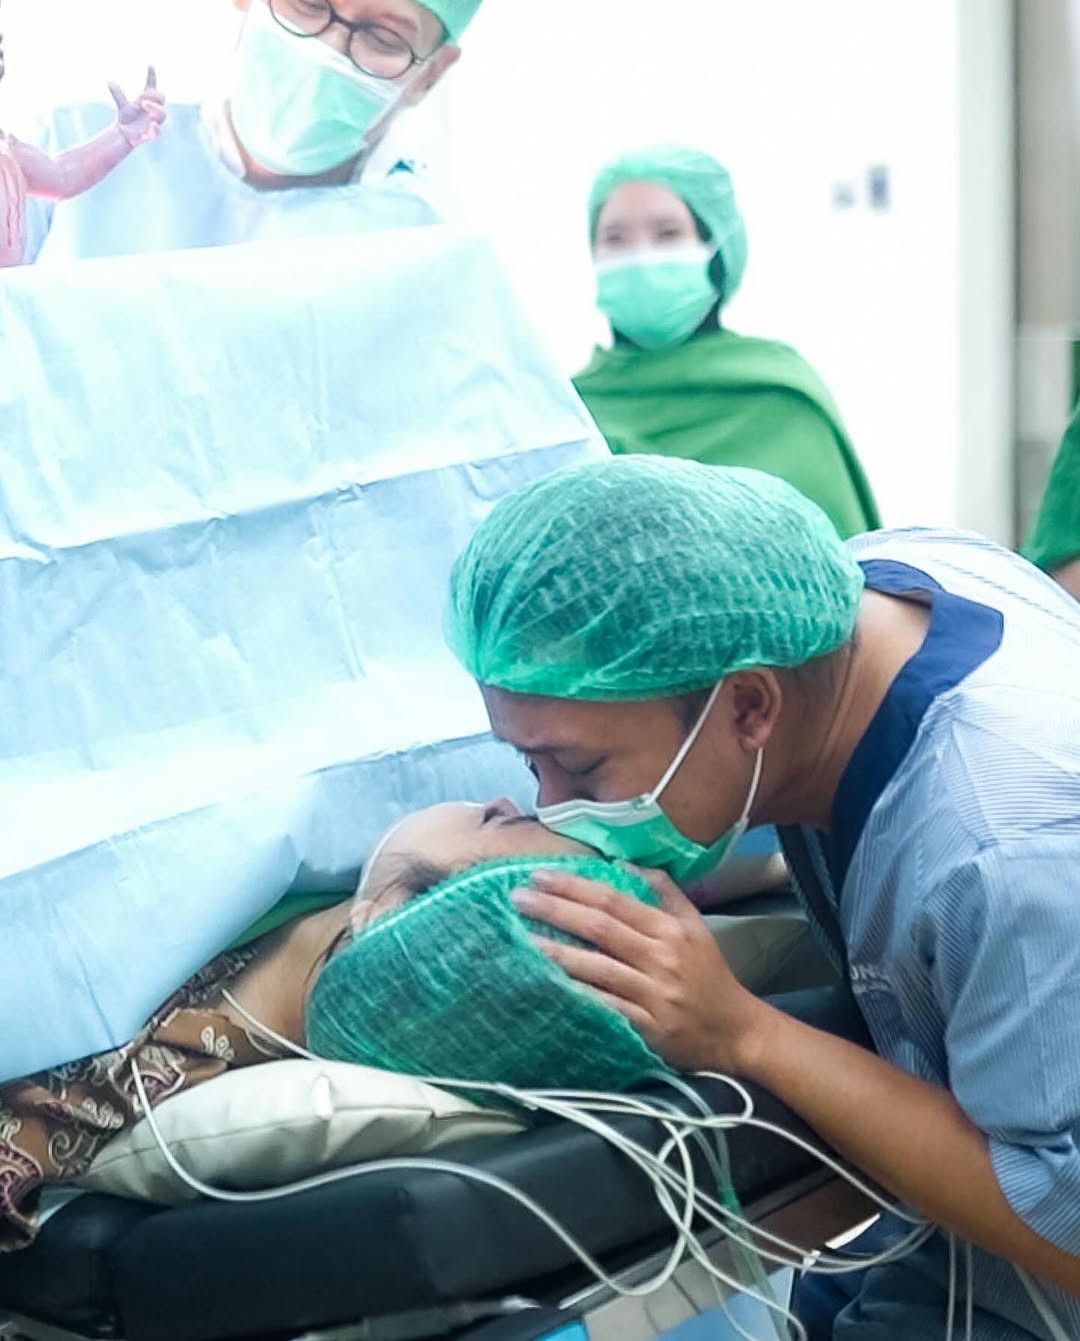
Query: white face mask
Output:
[[538, 683, 764, 884], [230, 3, 405, 178], [595, 242, 719, 349]]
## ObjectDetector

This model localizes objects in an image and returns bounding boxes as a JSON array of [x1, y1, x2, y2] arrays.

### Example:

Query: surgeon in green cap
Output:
[[446, 455, 1080, 1338], [1023, 399, 1080, 601], [573, 145, 880, 540], [23, 0, 483, 264]]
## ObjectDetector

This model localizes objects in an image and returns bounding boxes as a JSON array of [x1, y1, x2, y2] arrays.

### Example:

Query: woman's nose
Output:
[[490, 796, 524, 819]]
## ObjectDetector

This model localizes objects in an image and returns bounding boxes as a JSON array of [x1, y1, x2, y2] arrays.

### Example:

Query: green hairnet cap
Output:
[[420, 0, 483, 40], [446, 459, 865, 701], [306, 856, 664, 1099], [588, 145, 749, 303]]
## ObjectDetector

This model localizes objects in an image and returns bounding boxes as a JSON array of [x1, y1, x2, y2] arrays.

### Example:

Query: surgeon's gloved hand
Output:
[[109, 66, 166, 148], [512, 864, 770, 1075]]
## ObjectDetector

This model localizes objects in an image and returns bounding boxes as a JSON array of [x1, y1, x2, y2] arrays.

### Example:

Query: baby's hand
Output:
[[109, 66, 167, 148]]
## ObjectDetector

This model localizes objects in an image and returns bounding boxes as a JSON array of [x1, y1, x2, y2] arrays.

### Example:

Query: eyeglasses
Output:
[[268, 0, 436, 81]]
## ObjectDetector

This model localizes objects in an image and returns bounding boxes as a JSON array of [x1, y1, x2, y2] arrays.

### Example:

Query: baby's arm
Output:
[[11, 68, 165, 202]]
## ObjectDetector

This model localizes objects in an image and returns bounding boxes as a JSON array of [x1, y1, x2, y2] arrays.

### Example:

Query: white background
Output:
[[0, 0, 1015, 538]]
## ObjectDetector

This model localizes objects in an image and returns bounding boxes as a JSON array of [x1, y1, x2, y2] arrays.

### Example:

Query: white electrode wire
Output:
[[537, 1080, 784, 1321], [945, 1234, 977, 1341], [525, 1088, 806, 1340], [650, 1131, 801, 1341], [692, 1074, 926, 1226], [129, 1061, 697, 1301], [511, 1085, 933, 1277], [221, 989, 930, 1271], [1015, 1266, 1071, 1341], [509, 1086, 935, 1282], [445, 1073, 931, 1274], [477, 1073, 933, 1269], [207, 991, 947, 1327]]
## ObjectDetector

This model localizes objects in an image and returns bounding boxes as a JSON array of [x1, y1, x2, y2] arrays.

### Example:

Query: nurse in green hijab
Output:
[[1023, 400, 1080, 601], [574, 144, 880, 539]]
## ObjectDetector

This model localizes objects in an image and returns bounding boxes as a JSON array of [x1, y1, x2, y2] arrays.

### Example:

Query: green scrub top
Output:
[[574, 329, 881, 540], [1024, 401, 1080, 573]]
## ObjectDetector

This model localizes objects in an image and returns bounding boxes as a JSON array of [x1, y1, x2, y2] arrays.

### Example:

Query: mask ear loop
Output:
[[739, 750, 765, 826], [650, 685, 765, 830], [649, 682, 725, 804]]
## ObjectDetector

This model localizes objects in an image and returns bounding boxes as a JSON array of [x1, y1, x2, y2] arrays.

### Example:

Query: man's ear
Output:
[[728, 670, 784, 753], [401, 43, 460, 106]]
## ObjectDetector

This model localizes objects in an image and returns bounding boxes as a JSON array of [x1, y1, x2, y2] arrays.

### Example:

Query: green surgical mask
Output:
[[537, 684, 764, 885], [230, 2, 403, 178], [595, 243, 719, 350]]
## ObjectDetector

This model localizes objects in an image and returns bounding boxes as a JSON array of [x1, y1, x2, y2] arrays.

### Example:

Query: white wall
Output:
[[0, 0, 1015, 536], [443, 0, 1015, 538]]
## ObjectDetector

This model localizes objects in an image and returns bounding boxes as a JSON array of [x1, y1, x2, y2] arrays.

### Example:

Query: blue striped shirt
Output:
[[792, 529, 1080, 1339]]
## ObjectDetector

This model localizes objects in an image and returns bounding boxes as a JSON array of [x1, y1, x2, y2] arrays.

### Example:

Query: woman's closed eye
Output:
[[480, 804, 541, 828]]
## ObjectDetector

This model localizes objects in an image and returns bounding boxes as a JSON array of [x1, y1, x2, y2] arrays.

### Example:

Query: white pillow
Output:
[[79, 1060, 523, 1204]]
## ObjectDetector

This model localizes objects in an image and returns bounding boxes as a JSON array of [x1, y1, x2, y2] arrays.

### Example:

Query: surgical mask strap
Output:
[[741, 749, 765, 826], [648, 682, 725, 804]]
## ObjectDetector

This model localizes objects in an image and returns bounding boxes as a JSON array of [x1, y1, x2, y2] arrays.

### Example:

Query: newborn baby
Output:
[[0, 23, 164, 267]]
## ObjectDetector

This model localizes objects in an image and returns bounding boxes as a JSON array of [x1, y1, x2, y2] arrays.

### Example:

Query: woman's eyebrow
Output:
[[321, 925, 352, 965]]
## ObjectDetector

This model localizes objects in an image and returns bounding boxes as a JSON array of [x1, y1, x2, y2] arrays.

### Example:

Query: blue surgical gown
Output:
[[786, 529, 1080, 1340], [23, 102, 441, 264]]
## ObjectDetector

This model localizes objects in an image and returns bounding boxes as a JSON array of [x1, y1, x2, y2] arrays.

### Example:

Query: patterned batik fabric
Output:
[[0, 948, 283, 1250]]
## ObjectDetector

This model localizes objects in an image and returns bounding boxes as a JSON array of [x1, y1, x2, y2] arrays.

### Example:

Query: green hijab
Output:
[[574, 330, 880, 540], [1024, 401, 1080, 573]]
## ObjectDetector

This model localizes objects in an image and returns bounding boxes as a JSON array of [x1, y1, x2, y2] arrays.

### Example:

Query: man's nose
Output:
[[318, 17, 353, 56]]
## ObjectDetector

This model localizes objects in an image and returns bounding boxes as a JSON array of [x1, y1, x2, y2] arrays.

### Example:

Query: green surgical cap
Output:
[[420, 0, 482, 40], [306, 856, 663, 1099], [446, 459, 865, 701], [588, 145, 749, 303]]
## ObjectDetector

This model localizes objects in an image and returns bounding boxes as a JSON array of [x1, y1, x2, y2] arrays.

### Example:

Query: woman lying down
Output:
[[0, 800, 670, 1252]]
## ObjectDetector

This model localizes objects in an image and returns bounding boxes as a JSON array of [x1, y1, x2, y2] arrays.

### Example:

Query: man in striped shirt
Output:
[[446, 458, 1080, 1339]]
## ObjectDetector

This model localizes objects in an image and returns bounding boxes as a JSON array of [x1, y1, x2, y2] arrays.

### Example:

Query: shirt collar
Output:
[[828, 559, 1004, 888]]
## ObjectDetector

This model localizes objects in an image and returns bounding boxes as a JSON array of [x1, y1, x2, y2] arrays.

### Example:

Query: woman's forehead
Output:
[[597, 180, 694, 227]]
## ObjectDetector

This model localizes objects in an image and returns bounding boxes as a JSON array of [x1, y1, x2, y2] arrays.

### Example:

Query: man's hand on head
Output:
[[512, 864, 770, 1073]]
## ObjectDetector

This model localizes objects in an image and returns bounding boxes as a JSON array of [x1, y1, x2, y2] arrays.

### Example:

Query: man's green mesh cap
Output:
[[589, 145, 749, 303], [306, 856, 664, 1098], [422, 0, 483, 40], [446, 458, 865, 701]]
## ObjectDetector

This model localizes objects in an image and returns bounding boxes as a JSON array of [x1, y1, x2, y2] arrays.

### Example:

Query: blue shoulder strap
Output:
[[778, 825, 849, 977]]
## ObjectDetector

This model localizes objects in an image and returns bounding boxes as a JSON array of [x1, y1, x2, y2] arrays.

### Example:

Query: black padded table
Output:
[[0, 989, 872, 1341]]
